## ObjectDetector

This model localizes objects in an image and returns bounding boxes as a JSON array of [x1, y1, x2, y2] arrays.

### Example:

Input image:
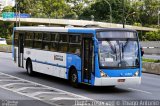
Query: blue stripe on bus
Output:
[[24, 58, 67, 69], [68, 29, 96, 34]]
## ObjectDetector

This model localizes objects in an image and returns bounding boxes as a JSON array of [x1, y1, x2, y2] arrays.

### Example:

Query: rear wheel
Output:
[[26, 61, 34, 76], [108, 86, 115, 88], [69, 69, 79, 88]]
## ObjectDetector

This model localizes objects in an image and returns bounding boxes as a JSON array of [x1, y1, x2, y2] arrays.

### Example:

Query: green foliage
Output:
[[0, 21, 14, 39], [40, 0, 69, 18], [80, 0, 135, 24], [132, 0, 160, 26], [10, 0, 160, 27], [66, 0, 93, 17], [145, 30, 160, 41], [2, 6, 14, 12], [143, 58, 160, 63], [0, 0, 159, 40], [133, 22, 142, 26]]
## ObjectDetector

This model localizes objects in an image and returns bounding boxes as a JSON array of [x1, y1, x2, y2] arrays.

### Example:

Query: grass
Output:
[[143, 58, 160, 63], [0, 44, 11, 46]]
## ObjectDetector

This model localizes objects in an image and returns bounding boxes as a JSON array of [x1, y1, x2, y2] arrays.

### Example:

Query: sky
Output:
[[0, 0, 15, 7]]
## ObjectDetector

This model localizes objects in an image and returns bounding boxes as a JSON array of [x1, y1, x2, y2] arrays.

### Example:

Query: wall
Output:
[[143, 62, 160, 75], [140, 41, 160, 55], [0, 45, 12, 53]]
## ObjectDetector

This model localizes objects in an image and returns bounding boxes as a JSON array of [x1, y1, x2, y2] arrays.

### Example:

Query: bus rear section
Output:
[[93, 29, 142, 86]]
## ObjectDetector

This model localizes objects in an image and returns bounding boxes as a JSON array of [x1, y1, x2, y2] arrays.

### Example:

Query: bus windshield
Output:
[[97, 31, 139, 68]]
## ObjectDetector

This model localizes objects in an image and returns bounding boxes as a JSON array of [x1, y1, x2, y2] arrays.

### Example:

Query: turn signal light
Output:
[[100, 70, 108, 77]]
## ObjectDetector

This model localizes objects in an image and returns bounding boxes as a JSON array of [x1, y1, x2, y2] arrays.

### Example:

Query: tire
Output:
[[69, 69, 79, 88], [26, 61, 34, 76], [108, 86, 116, 88]]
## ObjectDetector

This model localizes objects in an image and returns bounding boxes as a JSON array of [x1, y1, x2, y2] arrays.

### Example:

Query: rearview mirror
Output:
[[140, 47, 144, 57]]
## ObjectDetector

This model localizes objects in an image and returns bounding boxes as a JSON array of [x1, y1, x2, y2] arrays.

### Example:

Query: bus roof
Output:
[[14, 27, 137, 33]]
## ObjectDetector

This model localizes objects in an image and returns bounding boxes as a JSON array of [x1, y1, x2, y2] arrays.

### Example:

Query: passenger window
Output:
[[68, 35, 81, 55], [59, 43, 68, 52], [33, 41, 42, 49], [43, 33, 51, 41], [50, 42, 58, 52], [59, 34, 68, 42], [51, 33, 59, 41], [70, 35, 81, 43], [34, 33, 43, 40], [68, 44, 81, 55], [42, 41, 50, 51], [25, 32, 34, 48], [14, 32, 19, 47], [42, 33, 51, 51], [33, 33, 42, 49], [58, 33, 68, 52]]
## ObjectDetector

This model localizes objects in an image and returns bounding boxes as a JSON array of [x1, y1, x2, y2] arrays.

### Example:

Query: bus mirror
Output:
[[140, 47, 144, 57]]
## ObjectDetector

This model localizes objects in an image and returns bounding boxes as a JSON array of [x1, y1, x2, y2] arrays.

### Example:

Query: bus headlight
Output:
[[100, 70, 108, 77], [134, 71, 139, 77]]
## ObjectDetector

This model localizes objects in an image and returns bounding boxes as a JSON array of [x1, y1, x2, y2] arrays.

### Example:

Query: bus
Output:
[[12, 27, 142, 87]]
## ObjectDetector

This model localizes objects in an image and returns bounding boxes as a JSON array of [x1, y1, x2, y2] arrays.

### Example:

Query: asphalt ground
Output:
[[0, 52, 160, 106]]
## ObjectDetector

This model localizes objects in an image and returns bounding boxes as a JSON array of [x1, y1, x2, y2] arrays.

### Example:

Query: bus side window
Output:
[[14, 32, 19, 47], [25, 32, 34, 48], [50, 42, 58, 52], [58, 33, 68, 52], [50, 33, 58, 52], [42, 33, 51, 51], [33, 33, 43, 49], [68, 35, 81, 55]]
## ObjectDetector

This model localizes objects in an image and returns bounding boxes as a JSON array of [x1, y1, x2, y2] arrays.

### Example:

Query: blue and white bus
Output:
[[12, 27, 142, 87]]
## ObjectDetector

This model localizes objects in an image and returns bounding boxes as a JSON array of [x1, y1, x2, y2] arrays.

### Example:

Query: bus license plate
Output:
[[118, 79, 125, 82]]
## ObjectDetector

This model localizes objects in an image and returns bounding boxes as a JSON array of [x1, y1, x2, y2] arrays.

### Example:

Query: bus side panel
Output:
[[14, 47, 19, 66], [66, 54, 81, 83], [24, 48, 67, 79], [12, 33, 14, 59]]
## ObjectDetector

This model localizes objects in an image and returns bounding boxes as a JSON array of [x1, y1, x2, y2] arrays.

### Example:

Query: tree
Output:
[[145, 30, 160, 41], [2, 6, 13, 12], [80, 0, 134, 23], [66, 0, 94, 19], [41, 0, 69, 18], [132, 0, 160, 27]]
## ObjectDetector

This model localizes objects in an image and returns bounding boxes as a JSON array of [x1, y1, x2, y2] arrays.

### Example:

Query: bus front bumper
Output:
[[94, 77, 141, 86]]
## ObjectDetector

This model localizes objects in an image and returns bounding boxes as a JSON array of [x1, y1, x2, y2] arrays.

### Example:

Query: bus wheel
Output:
[[26, 61, 34, 76], [69, 69, 79, 88]]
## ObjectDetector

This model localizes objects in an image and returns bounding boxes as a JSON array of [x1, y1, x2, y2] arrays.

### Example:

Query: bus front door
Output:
[[82, 38, 93, 84], [18, 33, 24, 67]]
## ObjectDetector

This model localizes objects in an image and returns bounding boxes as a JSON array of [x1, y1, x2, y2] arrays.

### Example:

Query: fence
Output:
[[140, 41, 160, 55]]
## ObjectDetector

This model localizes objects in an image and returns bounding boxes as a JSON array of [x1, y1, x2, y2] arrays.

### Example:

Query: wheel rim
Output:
[[71, 73, 77, 83], [27, 64, 31, 74]]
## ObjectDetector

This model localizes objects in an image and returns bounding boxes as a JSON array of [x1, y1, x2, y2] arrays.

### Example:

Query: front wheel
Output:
[[69, 69, 79, 88], [26, 61, 34, 76]]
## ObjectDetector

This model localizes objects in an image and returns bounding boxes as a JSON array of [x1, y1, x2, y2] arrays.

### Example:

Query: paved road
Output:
[[0, 52, 160, 106], [0, 88, 50, 106], [143, 54, 160, 60]]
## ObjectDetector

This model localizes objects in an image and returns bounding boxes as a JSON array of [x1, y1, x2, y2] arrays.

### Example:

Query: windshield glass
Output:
[[98, 32, 139, 68]]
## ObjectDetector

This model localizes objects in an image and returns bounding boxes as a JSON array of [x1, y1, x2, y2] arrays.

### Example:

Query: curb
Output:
[[143, 62, 160, 75], [0, 45, 12, 53]]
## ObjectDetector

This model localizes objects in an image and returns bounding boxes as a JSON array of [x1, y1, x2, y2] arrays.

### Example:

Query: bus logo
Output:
[[54, 55, 63, 61]]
